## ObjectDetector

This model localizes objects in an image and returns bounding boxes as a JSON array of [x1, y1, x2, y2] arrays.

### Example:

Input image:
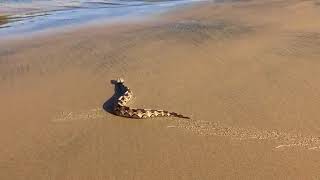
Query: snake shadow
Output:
[[102, 80, 126, 115]]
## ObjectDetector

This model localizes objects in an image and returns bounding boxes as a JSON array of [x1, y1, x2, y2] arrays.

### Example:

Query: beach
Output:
[[0, 0, 196, 38], [1, 0, 320, 179]]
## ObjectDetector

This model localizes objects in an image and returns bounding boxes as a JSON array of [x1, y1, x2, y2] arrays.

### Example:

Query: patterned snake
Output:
[[113, 78, 190, 119]]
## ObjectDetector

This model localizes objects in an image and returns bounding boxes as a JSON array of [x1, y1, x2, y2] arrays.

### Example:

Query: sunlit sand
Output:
[[1, 0, 320, 179]]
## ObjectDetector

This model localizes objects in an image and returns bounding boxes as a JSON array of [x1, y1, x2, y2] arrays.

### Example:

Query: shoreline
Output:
[[0, 0, 198, 40]]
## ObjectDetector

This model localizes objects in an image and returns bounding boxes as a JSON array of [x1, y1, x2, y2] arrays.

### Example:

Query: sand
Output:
[[1, 0, 320, 179], [0, 15, 8, 25]]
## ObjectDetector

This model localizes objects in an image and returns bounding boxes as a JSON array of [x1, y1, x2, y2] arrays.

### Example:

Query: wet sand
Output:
[[0, 0, 196, 38], [1, 0, 320, 179], [0, 15, 8, 25]]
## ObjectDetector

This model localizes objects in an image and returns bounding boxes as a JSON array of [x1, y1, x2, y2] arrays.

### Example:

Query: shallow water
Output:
[[0, 0, 201, 37]]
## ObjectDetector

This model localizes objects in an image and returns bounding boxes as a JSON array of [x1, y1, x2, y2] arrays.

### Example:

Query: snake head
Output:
[[116, 78, 124, 84], [110, 78, 124, 85]]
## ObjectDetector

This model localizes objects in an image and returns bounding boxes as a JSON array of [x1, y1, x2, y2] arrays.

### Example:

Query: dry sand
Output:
[[1, 0, 320, 179]]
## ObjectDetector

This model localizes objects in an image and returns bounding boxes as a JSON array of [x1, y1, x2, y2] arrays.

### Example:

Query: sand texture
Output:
[[0, 15, 8, 26], [1, 0, 320, 179]]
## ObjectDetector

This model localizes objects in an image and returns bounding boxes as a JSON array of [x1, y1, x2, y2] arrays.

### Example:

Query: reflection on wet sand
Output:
[[0, 0, 195, 37]]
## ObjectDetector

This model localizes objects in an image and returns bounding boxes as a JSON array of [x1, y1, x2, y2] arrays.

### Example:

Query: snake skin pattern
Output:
[[113, 78, 190, 119]]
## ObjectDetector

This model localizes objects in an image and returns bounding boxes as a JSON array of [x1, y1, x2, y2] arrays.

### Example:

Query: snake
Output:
[[113, 78, 190, 119]]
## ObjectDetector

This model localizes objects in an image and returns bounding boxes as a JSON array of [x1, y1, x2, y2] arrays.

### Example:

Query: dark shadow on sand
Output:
[[102, 80, 126, 115]]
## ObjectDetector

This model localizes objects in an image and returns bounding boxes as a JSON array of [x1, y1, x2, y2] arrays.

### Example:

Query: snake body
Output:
[[113, 78, 190, 119]]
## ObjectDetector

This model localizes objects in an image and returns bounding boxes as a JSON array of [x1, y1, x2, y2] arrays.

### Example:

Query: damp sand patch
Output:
[[0, 15, 9, 26], [270, 31, 320, 58], [134, 20, 255, 46]]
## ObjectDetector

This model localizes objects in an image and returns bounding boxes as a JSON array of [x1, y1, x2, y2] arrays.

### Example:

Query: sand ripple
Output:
[[52, 108, 105, 122], [176, 119, 320, 151], [52, 108, 320, 151]]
